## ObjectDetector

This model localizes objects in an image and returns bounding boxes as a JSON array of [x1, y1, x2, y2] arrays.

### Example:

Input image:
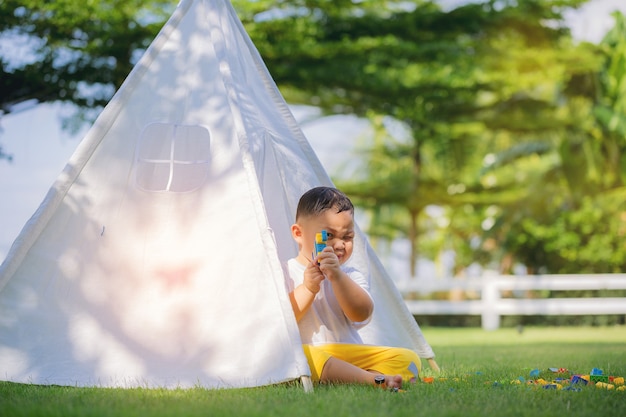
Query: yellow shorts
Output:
[[303, 343, 421, 382]]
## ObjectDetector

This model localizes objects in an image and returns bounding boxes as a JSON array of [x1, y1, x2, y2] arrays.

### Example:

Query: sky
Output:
[[1, 0, 626, 276]]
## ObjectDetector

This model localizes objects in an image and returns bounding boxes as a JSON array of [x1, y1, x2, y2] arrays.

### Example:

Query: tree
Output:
[[594, 11, 626, 188], [0, 0, 175, 160], [491, 12, 626, 274], [238, 0, 590, 275], [0, 0, 173, 117]]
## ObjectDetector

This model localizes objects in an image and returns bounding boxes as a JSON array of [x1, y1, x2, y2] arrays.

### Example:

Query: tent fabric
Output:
[[0, 0, 434, 389]]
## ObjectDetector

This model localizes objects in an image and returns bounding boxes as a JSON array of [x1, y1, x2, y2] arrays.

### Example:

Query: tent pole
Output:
[[300, 376, 314, 393]]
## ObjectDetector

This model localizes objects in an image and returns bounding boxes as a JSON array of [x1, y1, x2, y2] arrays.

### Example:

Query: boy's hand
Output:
[[303, 260, 325, 294], [317, 247, 342, 281]]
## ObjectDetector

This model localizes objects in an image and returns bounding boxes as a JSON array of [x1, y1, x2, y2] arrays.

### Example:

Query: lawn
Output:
[[1, 326, 624, 417]]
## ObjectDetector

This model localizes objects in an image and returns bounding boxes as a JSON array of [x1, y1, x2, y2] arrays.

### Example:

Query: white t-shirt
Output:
[[285, 258, 373, 345]]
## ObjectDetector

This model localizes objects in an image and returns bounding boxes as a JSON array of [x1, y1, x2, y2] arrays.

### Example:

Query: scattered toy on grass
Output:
[[418, 367, 624, 393]]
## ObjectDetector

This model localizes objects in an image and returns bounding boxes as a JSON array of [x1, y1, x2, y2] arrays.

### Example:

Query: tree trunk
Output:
[[408, 209, 420, 277]]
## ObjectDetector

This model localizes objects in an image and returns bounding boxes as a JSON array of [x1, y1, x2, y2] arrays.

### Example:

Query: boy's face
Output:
[[292, 207, 355, 265]]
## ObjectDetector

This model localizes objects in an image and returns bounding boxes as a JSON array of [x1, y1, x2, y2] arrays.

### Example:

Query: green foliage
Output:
[[0, 0, 174, 117], [483, 11, 626, 274], [593, 11, 626, 187], [502, 192, 626, 273], [307, 0, 598, 274], [251, 0, 626, 276]]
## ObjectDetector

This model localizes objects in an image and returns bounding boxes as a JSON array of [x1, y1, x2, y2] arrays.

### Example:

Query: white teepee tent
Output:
[[0, 0, 435, 389]]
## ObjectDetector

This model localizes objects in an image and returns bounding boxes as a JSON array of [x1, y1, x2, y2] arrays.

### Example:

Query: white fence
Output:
[[396, 273, 626, 330]]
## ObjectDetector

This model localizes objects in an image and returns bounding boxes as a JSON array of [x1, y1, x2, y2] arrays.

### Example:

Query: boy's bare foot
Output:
[[385, 375, 403, 390], [373, 374, 403, 390]]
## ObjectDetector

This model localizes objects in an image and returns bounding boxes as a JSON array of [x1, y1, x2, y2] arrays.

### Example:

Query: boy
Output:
[[285, 186, 421, 390]]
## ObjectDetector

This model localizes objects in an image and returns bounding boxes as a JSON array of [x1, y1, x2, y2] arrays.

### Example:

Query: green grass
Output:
[[1, 326, 625, 417]]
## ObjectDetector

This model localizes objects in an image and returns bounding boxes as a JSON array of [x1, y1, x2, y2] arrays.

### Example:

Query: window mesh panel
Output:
[[135, 123, 210, 192]]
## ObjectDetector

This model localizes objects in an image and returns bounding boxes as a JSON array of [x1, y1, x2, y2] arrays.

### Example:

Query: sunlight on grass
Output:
[[420, 326, 626, 381], [1, 326, 624, 417]]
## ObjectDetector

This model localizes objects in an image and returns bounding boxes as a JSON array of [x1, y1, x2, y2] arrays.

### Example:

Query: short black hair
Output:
[[296, 186, 354, 220]]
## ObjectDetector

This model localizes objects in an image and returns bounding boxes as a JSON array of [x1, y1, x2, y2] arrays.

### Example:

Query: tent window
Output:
[[135, 123, 210, 192]]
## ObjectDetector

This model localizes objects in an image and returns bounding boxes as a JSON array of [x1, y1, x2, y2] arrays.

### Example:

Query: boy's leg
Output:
[[320, 356, 403, 389], [318, 343, 421, 383], [303, 344, 402, 388]]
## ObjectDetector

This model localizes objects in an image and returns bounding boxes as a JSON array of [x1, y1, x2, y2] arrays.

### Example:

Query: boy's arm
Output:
[[289, 285, 315, 322], [289, 261, 325, 322], [326, 269, 373, 323], [318, 247, 373, 323]]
